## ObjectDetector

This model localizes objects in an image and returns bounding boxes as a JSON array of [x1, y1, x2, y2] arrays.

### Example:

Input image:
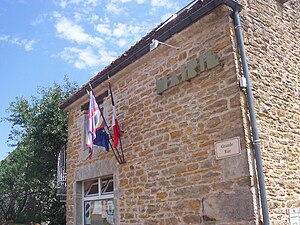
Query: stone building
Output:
[[59, 0, 300, 224]]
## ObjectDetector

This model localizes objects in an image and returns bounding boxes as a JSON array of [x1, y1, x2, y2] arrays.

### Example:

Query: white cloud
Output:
[[91, 37, 104, 47], [56, 47, 100, 69], [106, 0, 145, 16], [23, 40, 35, 51], [88, 14, 99, 24], [73, 12, 83, 22], [111, 0, 145, 3], [49, 0, 186, 72], [117, 39, 127, 47], [151, 0, 177, 9], [31, 13, 48, 26], [113, 23, 141, 38], [96, 24, 112, 35], [112, 23, 127, 37], [53, 12, 103, 47], [97, 49, 118, 65], [100, 16, 110, 24], [0, 35, 9, 42], [106, 3, 123, 15], [55, 46, 117, 69], [59, 0, 67, 8], [78, 13, 98, 24], [112, 0, 131, 2], [96, 20, 149, 49], [0, 34, 35, 51], [53, 13, 89, 43], [95, 23, 145, 38], [55, 0, 100, 8]]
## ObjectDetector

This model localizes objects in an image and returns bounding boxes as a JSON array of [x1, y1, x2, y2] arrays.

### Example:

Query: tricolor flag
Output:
[[108, 80, 122, 148], [85, 91, 109, 157]]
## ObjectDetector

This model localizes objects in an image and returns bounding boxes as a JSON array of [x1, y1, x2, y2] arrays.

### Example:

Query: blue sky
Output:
[[0, 0, 191, 160]]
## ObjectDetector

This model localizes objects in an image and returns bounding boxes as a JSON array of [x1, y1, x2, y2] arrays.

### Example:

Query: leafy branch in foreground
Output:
[[0, 77, 78, 224]]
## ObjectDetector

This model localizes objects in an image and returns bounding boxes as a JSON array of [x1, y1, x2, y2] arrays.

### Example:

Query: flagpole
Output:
[[88, 84, 124, 164], [118, 135, 125, 163], [106, 135, 122, 164], [107, 77, 126, 163], [86, 89, 122, 164]]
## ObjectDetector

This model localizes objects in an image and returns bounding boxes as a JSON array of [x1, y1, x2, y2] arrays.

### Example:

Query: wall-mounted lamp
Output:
[[149, 39, 180, 51]]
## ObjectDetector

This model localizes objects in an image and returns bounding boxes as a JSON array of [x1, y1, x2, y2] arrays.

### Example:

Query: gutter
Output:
[[59, 0, 242, 110], [233, 10, 270, 225]]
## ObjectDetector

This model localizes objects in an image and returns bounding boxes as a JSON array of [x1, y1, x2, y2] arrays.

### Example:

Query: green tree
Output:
[[0, 78, 77, 224]]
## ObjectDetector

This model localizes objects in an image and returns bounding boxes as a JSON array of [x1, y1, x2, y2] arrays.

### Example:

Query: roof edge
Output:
[[60, 0, 242, 110]]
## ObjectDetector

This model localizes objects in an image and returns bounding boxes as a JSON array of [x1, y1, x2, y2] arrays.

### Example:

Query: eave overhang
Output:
[[59, 0, 242, 111]]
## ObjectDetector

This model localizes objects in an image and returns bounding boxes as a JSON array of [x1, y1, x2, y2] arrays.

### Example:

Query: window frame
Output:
[[82, 101, 110, 157], [82, 176, 114, 225]]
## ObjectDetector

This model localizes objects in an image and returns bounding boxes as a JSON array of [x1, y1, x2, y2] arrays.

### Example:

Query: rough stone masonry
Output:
[[62, 0, 300, 224]]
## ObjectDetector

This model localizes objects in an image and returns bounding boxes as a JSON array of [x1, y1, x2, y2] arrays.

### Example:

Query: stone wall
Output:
[[239, 0, 300, 223], [114, 7, 255, 223], [65, 5, 260, 224]]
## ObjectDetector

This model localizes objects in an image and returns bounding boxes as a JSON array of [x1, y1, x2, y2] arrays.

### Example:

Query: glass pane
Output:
[[84, 199, 114, 225], [106, 181, 113, 193], [88, 183, 99, 195], [84, 179, 99, 196], [101, 177, 113, 194]]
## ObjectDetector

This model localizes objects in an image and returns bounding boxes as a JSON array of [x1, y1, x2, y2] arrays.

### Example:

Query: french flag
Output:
[[109, 80, 122, 148]]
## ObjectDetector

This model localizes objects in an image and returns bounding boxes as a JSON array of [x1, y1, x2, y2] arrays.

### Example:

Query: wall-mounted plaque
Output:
[[214, 137, 241, 160]]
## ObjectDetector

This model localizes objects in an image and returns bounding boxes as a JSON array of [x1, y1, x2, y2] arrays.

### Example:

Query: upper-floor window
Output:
[[81, 94, 111, 159]]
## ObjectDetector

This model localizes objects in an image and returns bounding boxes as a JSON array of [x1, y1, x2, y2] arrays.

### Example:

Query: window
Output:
[[101, 177, 113, 194], [81, 101, 110, 160], [83, 176, 115, 225], [84, 179, 99, 196]]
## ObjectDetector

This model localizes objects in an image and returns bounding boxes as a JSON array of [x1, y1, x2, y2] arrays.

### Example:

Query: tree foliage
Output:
[[0, 78, 78, 224]]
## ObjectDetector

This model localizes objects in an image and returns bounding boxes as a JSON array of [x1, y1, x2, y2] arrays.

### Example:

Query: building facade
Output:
[[60, 0, 300, 224]]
